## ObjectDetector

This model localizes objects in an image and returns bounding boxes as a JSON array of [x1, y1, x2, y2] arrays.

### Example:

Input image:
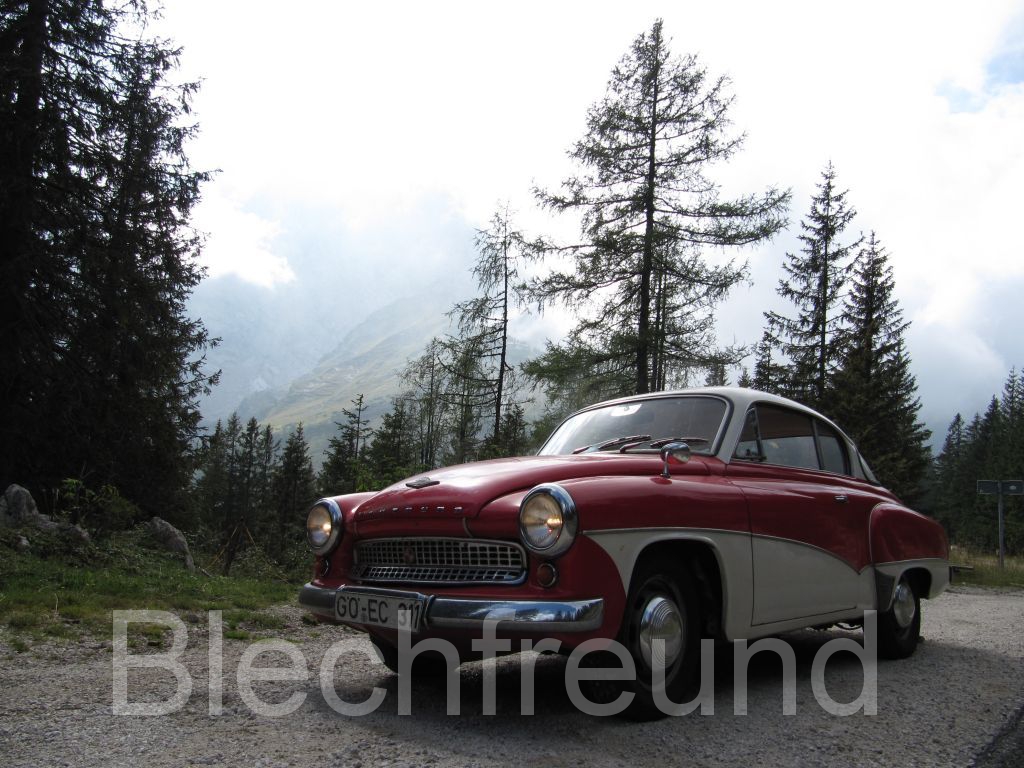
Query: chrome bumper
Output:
[[298, 583, 604, 633]]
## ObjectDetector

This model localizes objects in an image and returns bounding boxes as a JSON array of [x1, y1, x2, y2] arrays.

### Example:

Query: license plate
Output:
[[335, 589, 425, 631]]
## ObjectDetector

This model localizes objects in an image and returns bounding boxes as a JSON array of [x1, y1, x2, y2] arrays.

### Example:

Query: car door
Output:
[[727, 403, 873, 625]]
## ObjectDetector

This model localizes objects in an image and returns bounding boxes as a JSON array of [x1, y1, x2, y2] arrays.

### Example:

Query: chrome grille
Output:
[[353, 538, 527, 585]]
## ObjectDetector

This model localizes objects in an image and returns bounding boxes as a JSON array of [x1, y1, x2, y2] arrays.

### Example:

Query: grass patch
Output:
[[0, 526, 302, 646], [950, 545, 1024, 589], [6, 610, 44, 630], [222, 608, 286, 631]]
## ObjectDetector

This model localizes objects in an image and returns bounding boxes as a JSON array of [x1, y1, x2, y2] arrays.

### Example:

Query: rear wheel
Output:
[[878, 574, 921, 659]]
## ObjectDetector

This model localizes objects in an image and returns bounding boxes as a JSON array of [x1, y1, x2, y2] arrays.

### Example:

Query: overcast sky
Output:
[[159, 0, 1024, 442]]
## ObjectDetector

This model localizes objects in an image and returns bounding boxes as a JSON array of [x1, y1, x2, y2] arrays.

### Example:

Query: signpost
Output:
[[978, 480, 1023, 568]]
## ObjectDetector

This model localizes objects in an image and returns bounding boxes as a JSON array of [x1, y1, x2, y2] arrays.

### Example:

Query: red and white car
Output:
[[299, 387, 949, 717]]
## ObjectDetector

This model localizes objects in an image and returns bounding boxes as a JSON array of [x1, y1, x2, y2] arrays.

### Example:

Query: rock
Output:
[[148, 516, 196, 572], [14, 535, 30, 552], [1, 484, 41, 525], [1, 484, 58, 533], [61, 523, 90, 544]]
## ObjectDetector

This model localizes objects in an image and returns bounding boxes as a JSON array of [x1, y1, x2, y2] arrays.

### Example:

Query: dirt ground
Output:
[[1, 585, 1022, 767]]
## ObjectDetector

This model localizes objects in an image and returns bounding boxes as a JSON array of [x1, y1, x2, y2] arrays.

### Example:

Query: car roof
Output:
[[580, 386, 823, 421]]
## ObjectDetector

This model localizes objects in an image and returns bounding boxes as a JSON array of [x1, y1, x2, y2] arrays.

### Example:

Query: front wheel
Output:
[[581, 558, 702, 721], [878, 574, 921, 659]]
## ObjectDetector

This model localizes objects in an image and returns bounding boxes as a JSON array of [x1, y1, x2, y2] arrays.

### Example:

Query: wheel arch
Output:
[[626, 538, 725, 641], [875, 562, 943, 611]]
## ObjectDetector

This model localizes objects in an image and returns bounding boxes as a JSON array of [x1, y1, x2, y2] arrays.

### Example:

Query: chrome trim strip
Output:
[[298, 583, 337, 617], [519, 484, 578, 558], [308, 498, 343, 556], [297, 583, 603, 633], [353, 537, 527, 586], [427, 597, 604, 632]]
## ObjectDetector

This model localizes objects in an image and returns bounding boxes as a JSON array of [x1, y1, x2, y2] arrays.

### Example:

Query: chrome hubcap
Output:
[[639, 595, 684, 670], [892, 581, 916, 629]]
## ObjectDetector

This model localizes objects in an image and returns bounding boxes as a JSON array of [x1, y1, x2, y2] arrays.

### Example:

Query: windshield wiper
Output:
[[572, 434, 652, 454]]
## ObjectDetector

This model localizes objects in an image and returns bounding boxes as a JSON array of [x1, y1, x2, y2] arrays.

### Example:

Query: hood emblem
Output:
[[402, 545, 417, 565], [406, 477, 440, 489]]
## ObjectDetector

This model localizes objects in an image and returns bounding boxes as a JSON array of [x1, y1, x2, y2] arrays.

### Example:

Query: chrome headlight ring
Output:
[[519, 483, 578, 558], [306, 498, 343, 556]]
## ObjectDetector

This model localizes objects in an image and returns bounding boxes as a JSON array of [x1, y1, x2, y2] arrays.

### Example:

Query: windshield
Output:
[[539, 396, 729, 456]]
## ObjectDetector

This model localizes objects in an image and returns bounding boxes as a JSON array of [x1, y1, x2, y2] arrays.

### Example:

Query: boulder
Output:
[[1, 484, 58, 532], [0, 484, 90, 543], [148, 516, 196, 572]]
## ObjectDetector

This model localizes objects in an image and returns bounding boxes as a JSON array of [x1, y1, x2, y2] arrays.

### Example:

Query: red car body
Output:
[[299, 387, 948, 713]]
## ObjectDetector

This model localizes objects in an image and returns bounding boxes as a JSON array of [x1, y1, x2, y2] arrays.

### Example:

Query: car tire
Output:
[[878, 574, 921, 659], [370, 635, 453, 676], [581, 557, 702, 721]]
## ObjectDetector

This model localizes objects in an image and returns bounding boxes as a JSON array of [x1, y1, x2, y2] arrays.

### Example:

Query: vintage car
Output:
[[299, 387, 949, 718]]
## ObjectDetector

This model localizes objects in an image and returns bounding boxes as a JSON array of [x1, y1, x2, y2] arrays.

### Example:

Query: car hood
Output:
[[351, 453, 711, 521]]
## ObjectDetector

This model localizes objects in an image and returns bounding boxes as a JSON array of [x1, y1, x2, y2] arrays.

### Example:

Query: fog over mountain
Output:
[[188, 197, 546, 463]]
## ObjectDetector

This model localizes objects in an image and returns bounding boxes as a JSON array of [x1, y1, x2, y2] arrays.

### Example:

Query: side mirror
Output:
[[660, 441, 691, 478]]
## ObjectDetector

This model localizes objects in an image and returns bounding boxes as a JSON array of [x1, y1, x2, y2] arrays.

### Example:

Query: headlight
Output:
[[306, 498, 342, 555], [519, 484, 577, 557]]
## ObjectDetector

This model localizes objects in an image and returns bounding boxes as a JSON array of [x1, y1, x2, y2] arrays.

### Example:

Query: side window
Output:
[[815, 419, 849, 475], [732, 408, 762, 460], [756, 405, 818, 470], [731, 403, 854, 476]]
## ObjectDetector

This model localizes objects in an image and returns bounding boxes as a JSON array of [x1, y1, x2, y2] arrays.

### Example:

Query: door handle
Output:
[[834, 494, 848, 504]]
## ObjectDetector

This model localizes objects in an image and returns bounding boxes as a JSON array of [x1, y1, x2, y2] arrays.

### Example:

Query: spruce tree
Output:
[[529, 19, 788, 400], [932, 414, 967, 540], [831, 232, 930, 499], [319, 395, 373, 495], [765, 163, 860, 409], [272, 424, 315, 560], [0, 1, 215, 513], [751, 330, 786, 394], [367, 399, 417, 486]]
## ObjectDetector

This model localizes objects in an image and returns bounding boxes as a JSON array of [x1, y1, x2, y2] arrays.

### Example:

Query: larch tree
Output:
[[528, 19, 789, 404], [448, 206, 536, 450]]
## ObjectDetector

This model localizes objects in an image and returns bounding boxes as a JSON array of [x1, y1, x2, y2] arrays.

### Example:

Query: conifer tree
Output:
[[401, 340, 449, 471], [931, 379, 1024, 554], [449, 207, 536, 446], [765, 163, 860, 409], [319, 395, 373, 494], [0, 1, 215, 512], [272, 424, 315, 560], [831, 232, 930, 499], [529, 19, 788, 401], [367, 399, 418, 486], [751, 331, 786, 394]]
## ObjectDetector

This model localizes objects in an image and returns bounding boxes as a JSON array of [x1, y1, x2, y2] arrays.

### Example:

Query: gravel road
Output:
[[1, 585, 1022, 768]]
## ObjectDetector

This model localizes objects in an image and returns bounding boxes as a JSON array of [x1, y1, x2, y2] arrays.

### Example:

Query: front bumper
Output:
[[298, 582, 604, 633]]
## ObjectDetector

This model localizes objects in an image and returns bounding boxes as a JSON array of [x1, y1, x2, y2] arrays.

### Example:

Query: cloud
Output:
[[158, 1, 1024, 438], [192, 192, 295, 288]]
